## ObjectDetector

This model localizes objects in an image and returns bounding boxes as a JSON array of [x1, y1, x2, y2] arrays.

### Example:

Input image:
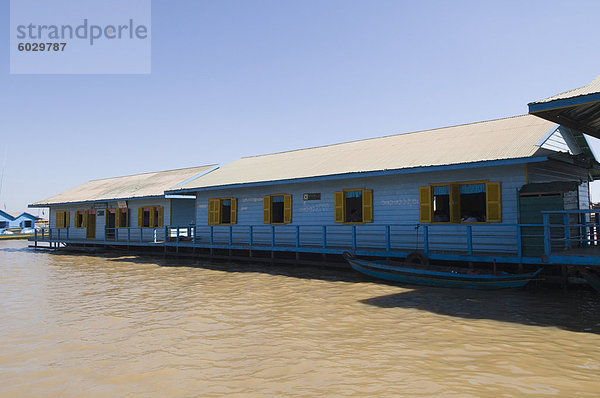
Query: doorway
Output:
[[106, 209, 116, 240], [86, 210, 96, 239]]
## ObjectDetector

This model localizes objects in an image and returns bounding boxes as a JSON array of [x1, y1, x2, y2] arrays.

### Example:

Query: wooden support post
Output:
[[562, 265, 569, 290]]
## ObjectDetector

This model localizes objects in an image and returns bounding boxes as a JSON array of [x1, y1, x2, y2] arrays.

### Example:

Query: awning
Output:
[[529, 75, 600, 139]]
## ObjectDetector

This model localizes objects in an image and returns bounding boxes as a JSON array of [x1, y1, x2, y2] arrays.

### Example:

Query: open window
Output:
[[137, 206, 163, 228], [55, 210, 70, 228], [334, 189, 373, 224], [208, 198, 238, 225], [75, 210, 87, 228], [419, 182, 501, 223], [263, 194, 292, 224], [116, 208, 129, 228]]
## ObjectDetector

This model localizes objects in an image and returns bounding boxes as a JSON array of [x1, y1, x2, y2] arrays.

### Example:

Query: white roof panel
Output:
[[173, 115, 555, 191], [32, 165, 217, 206]]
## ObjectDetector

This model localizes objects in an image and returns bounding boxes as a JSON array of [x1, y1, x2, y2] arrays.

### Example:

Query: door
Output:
[[519, 194, 563, 256], [86, 211, 96, 239], [106, 209, 116, 240]]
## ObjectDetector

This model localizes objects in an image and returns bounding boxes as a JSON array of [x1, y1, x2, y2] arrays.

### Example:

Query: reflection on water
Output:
[[1, 240, 599, 397]]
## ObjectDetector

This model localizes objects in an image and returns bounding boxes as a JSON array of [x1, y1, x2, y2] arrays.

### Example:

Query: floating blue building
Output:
[[29, 75, 600, 270]]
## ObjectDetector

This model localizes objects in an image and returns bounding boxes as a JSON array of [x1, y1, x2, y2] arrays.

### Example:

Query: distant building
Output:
[[0, 210, 13, 229], [13, 212, 39, 228]]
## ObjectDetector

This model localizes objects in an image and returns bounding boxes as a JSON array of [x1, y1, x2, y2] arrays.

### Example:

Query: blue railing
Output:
[[32, 217, 600, 265], [541, 209, 600, 257]]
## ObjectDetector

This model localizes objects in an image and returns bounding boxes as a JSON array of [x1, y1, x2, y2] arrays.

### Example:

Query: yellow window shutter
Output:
[[362, 189, 373, 223], [334, 191, 344, 223], [56, 211, 62, 228], [158, 206, 164, 227], [65, 211, 70, 227], [449, 184, 461, 223], [83, 211, 87, 228], [208, 199, 217, 225], [486, 182, 502, 222], [115, 209, 120, 228], [284, 194, 292, 224], [207, 199, 213, 225], [125, 209, 129, 227], [263, 196, 271, 224], [231, 198, 237, 224], [418, 186, 432, 223], [138, 208, 143, 227]]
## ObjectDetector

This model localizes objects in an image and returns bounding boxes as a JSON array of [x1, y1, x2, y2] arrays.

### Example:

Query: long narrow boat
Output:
[[343, 252, 543, 289]]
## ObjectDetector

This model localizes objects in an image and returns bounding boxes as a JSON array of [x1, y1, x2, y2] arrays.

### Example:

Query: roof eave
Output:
[[166, 156, 550, 194], [28, 194, 167, 208]]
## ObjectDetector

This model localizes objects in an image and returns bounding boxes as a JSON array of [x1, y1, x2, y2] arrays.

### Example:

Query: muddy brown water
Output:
[[1, 240, 599, 397]]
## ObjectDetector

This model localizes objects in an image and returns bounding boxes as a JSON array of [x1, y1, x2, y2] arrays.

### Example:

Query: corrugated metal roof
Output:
[[531, 75, 600, 104], [31, 165, 217, 206], [171, 115, 555, 191]]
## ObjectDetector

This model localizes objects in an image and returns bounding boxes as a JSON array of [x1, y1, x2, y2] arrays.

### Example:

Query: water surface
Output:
[[1, 240, 599, 397]]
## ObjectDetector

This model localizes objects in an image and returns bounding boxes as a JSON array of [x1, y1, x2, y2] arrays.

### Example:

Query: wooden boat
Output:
[[343, 252, 543, 289]]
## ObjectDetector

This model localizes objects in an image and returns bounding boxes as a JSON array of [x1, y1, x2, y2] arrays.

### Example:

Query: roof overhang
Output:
[[28, 194, 166, 208], [166, 156, 550, 194], [529, 92, 600, 139]]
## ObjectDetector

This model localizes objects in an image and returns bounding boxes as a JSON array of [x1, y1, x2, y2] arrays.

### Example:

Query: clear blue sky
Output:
[[2, 0, 600, 215]]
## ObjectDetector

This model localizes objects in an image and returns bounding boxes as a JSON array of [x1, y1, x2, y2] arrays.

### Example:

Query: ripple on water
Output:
[[0, 240, 599, 397]]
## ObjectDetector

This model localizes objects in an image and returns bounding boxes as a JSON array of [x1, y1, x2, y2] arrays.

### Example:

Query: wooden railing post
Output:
[[517, 224, 522, 258], [543, 213, 551, 257], [467, 225, 473, 255], [271, 225, 275, 247], [563, 214, 570, 249], [423, 225, 429, 256], [385, 225, 391, 252]]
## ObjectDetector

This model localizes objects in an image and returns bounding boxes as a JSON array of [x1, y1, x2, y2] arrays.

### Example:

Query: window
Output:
[[75, 210, 87, 228], [419, 182, 501, 223], [117, 208, 129, 228], [208, 198, 237, 225], [263, 194, 292, 224], [23, 220, 32, 228], [0, 221, 7, 228], [334, 189, 373, 224], [56, 210, 70, 228], [137, 206, 163, 228]]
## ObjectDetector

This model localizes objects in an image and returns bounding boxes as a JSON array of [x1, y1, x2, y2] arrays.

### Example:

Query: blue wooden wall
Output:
[[193, 164, 531, 253]]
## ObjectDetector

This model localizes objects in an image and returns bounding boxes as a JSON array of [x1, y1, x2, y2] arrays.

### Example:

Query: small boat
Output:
[[343, 252, 542, 289]]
